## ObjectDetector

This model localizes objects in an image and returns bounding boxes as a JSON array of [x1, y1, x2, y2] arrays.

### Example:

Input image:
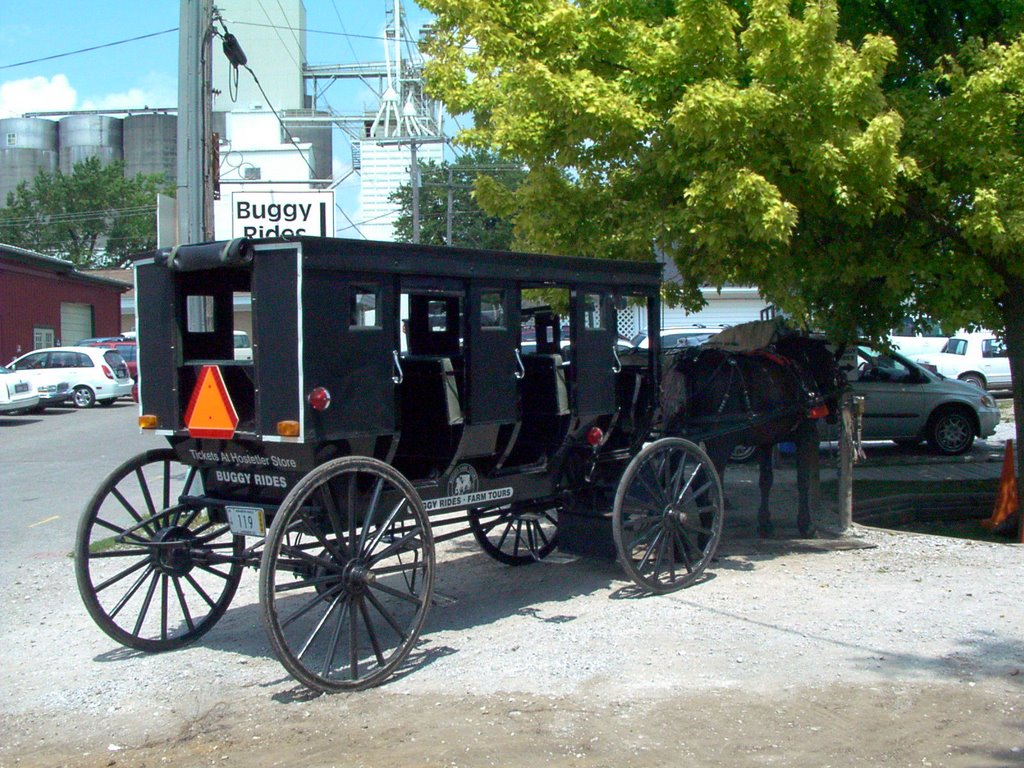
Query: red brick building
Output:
[[0, 244, 129, 363]]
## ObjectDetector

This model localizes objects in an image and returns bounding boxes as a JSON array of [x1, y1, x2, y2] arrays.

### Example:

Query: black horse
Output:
[[660, 334, 845, 537]]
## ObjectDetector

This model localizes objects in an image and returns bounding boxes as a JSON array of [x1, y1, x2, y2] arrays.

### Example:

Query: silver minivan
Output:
[[837, 344, 1001, 454]]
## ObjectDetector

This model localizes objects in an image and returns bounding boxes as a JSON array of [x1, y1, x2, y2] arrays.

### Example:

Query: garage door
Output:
[[60, 303, 93, 345]]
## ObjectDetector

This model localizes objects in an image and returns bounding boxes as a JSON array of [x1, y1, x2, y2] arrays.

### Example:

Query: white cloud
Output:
[[0, 74, 77, 118], [80, 72, 177, 111], [0, 72, 178, 119]]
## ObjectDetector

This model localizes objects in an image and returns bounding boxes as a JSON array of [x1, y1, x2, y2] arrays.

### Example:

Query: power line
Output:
[[0, 29, 178, 71]]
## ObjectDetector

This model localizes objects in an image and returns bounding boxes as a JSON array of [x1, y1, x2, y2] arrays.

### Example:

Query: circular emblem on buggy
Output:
[[447, 463, 479, 497]]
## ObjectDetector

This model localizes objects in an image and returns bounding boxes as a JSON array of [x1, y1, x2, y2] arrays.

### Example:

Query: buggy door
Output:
[[571, 288, 619, 419], [467, 282, 521, 424], [303, 272, 398, 437]]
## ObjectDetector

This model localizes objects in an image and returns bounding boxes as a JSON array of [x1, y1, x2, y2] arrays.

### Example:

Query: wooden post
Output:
[[838, 393, 864, 532]]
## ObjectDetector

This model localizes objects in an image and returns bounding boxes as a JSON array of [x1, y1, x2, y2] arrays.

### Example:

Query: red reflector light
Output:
[[586, 427, 604, 446], [102, 364, 114, 379], [808, 405, 829, 419], [308, 386, 332, 412]]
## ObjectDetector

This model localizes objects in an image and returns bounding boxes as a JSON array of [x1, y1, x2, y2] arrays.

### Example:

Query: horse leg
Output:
[[757, 445, 774, 538], [795, 419, 819, 536]]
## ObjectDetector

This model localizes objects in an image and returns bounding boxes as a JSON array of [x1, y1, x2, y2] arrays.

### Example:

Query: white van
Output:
[[233, 330, 253, 361]]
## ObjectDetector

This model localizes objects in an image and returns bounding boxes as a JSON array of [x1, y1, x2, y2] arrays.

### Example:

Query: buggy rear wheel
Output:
[[75, 449, 244, 651], [259, 457, 434, 692], [613, 438, 724, 594], [468, 502, 559, 565]]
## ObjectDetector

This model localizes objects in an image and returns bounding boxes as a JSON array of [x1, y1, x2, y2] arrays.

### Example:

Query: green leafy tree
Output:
[[421, 0, 914, 338], [389, 150, 527, 248], [830, 4, 1024, 506], [0, 157, 171, 268], [423, 0, 1024, 518]]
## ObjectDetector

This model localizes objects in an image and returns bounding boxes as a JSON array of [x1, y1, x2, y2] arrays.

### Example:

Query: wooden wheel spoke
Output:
[[131, 570, 161, 636], [296, 592, 344, 661], [172, 576, 196, 632], [365, 588, 408, 640], [283, 584, 346, 631], [182, 572, 218, 609], [367, 528, 422, 566], [358, 598, 387, 667], [367, 579, 423, 607]]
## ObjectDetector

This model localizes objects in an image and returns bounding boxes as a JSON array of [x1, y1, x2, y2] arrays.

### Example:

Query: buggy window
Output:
[[480, 291, 506, 329], [582, 293, 604, 330], [350, 286, 380, 328], [427, 301, 449, 332], [186, 296, 216, 333]]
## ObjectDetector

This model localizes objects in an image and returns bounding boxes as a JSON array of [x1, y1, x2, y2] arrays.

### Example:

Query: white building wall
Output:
[[358, 140, 444, 242], [212, 0, 307, 113]]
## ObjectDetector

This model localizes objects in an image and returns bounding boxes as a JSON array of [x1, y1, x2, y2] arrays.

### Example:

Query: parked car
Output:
[[629, 324, 729, 351], [8, 346, 133, 408], [915, 331, 1011, 391], [75, 335, 129, 345], [82, 339, 138, 379], [0, 364, 40, 414], [838, 344, 1000, 454]]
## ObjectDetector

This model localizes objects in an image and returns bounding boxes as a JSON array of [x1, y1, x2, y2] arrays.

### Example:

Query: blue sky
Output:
[[0, 1, 434, 117]]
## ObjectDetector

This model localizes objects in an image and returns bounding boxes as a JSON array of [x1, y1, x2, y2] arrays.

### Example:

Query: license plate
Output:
[[14, 383, 28, 393], [226, 505, 266, 537]]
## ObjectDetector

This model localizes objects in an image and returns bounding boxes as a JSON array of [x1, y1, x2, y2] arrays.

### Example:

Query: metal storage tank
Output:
[[0, 118, 59, 205], [58, 114, 123, 174], [124, 113, 177, 181]]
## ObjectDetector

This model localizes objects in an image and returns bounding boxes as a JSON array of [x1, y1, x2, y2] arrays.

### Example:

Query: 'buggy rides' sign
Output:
[[230, 190, 335, 238]]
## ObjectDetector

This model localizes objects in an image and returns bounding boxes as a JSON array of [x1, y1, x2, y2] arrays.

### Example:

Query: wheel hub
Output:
[[151, 526, 198, 577], [342, 560, 375, 594]]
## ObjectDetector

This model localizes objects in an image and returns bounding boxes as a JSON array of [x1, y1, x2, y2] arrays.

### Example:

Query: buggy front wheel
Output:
[[75, 449, 244, 651], [613, 438, 723, 593], [259, 457, 434, 692]]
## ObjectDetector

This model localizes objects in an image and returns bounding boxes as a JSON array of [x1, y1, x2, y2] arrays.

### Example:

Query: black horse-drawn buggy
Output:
[[75, 236, 837, 692]]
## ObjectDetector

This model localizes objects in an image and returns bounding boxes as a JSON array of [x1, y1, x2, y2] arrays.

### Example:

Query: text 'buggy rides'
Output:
[[75, 236, 729, 692]]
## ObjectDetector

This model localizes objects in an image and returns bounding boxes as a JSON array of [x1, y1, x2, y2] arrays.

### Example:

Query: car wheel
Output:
[[958, 373, 986, 389], [729, 444, 758, 463], [926, 408, 975, 455], [72, 386, 96, 408]]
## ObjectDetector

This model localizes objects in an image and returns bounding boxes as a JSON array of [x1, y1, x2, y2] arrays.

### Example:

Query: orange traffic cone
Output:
[[981, 440, 1019, 537]]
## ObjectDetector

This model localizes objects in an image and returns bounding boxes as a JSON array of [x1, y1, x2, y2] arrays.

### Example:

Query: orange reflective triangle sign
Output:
[[184, 365, 239, 439]]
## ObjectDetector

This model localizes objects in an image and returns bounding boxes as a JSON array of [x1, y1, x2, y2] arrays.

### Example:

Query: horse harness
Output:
[[675, 345, 829, 443]]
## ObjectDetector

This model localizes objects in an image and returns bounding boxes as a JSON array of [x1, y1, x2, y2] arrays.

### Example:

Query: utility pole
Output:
[[410, 141, 419, 244], [177, 0, 214, 244]]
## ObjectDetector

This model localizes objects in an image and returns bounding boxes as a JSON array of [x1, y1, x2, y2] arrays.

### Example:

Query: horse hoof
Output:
[[757, 524, 774, 538], [799, 525, 816, 538]]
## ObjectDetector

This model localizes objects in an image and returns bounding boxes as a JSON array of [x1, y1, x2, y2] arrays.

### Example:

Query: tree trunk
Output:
[[999, 274, 1024, 541]]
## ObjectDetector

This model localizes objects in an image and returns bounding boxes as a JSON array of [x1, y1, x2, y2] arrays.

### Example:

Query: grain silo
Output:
[[124, 113, 177, 181], [58, 114, 123, 174], [0, 118, 59, 205]]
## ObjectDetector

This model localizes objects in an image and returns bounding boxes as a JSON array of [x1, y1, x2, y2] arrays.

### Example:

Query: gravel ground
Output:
[[2, 519, 1022, 767], [1, 405, 1021, 767]]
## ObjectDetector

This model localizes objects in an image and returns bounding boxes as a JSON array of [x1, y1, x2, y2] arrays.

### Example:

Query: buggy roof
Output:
[[157, 236, 663, 290]]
